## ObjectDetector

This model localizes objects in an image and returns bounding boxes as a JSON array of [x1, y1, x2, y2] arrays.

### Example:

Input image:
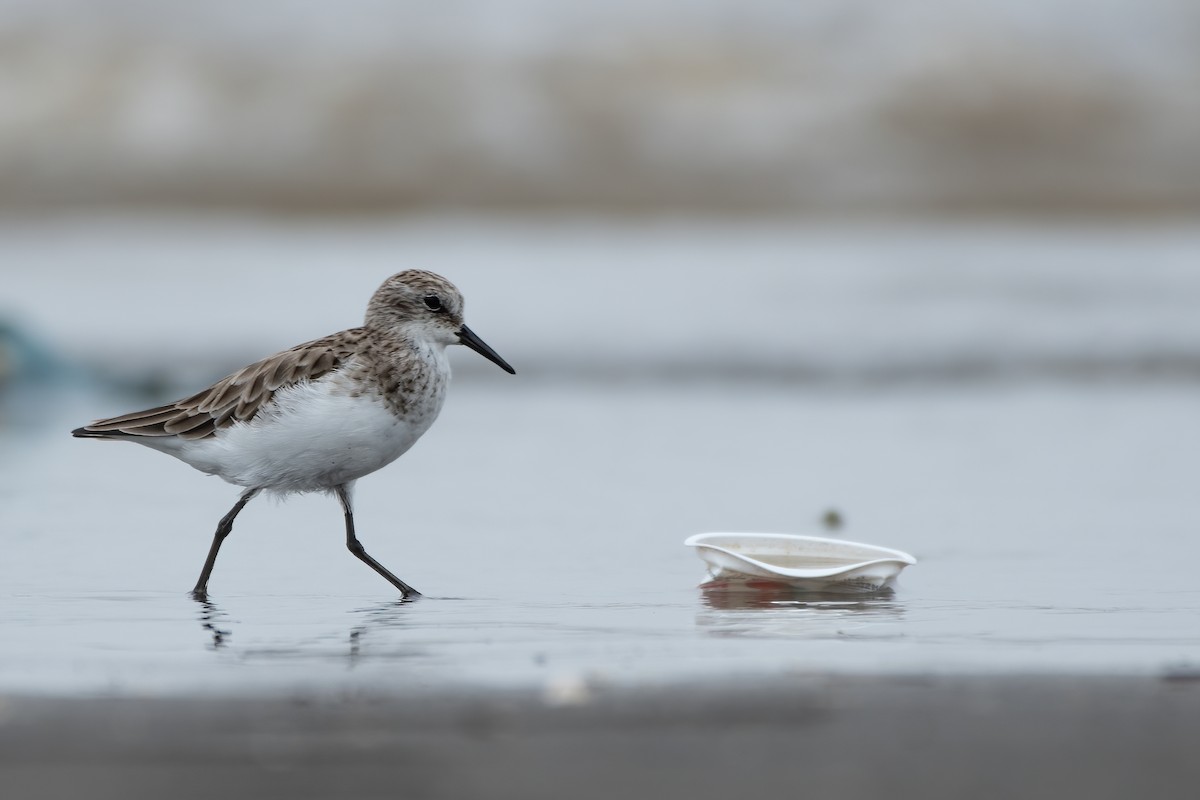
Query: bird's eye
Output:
[[424, 295, 444, 312]]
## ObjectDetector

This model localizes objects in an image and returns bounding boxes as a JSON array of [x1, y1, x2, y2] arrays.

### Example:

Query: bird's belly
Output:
[[175, 382, 443, 493]]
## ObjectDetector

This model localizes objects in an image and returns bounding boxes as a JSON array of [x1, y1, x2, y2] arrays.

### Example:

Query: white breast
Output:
[[147, 360, 449, 494]]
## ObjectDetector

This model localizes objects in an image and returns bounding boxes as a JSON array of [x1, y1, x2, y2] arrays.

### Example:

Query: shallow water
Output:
[[2, 216, 1199, 695], [3, 379, 1198, 695]]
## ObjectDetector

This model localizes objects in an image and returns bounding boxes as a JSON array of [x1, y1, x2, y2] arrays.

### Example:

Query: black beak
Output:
[[457, 325, 516, 374]]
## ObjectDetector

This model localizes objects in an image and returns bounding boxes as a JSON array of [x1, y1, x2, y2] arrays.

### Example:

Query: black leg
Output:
[[192, 488, 260, 600], [335, 484, 420, 598]]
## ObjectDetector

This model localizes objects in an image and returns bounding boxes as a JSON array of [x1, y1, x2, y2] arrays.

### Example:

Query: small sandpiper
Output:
[[73, 270, 515, 600]]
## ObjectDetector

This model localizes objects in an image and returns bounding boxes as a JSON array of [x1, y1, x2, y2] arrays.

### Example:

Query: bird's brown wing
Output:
[[73, 331, 365, 441]]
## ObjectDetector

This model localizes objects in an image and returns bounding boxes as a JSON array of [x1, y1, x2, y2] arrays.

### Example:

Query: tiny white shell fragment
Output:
[[685, 532, 916, 593]]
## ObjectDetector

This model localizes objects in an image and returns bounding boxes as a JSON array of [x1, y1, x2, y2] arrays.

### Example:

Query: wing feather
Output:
[[72, 331, 365, 441]]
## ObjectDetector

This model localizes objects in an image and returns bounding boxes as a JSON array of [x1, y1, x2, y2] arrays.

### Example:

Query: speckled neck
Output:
[[357, 329, 450, 420]]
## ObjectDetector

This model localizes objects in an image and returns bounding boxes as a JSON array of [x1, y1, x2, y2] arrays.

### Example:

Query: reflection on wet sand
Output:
[[697, 583, 905, 639], [699, 581, 899, 611]]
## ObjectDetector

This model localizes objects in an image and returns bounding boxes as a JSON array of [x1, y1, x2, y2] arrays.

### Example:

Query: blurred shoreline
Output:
[[2, 0, 1199, 214]]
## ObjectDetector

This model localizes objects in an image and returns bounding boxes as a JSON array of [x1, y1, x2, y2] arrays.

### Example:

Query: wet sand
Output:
[[3, 675, 1198, 800]]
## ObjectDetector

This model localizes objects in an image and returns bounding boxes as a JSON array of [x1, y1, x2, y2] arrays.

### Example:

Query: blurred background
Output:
[[3, 0, 1200, 387], [2, 0, 1199, 390], [3, 0, 1200, 214], [1, 0, 1199, 689]]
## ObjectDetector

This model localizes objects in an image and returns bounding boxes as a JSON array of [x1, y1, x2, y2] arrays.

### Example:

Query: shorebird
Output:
[[73, 270, 514, 600]]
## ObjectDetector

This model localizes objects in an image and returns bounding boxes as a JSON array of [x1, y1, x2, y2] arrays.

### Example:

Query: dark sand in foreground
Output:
[[2, 675, 1198, 799]]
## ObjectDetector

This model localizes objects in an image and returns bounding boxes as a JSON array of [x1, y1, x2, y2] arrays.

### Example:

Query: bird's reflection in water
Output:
[[346, 597, 420, 667], [196, 598, 233, 650], [192, 595, 421, 663], [351, 596, 420, 625]]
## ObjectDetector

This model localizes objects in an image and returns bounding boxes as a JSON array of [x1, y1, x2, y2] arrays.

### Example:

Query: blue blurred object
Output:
[[0, 317, 77, 388]]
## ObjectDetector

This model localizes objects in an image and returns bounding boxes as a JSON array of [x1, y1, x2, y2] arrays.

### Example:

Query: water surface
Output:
[[3, 380, 1197, 695], [2, 217, 1198, 695]]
